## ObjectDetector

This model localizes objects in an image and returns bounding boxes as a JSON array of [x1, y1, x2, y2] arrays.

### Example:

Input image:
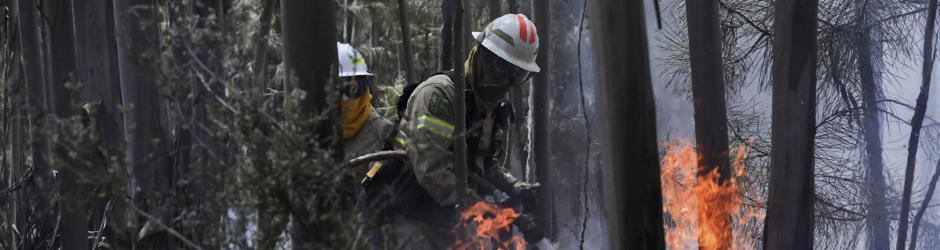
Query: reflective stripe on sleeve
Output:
[[417, 115, 454, 139]]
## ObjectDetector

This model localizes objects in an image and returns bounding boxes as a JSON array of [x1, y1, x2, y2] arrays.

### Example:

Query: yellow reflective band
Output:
[[395, 135, 407, 146], [395, 130, 408, 146], [361, 162, 383, 184], [351, 57, 366, 65], [418, 115, 454, 129], [417, 115, 454, 139]]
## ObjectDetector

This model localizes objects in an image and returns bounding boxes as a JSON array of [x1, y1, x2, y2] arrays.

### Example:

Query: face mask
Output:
[[468, 46, 533, 110], [341, 88, 373, 140]]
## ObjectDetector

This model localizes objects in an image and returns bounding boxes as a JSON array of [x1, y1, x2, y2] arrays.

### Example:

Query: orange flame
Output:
[[661, 140, 763, 250], [450, 201, 527, 250]]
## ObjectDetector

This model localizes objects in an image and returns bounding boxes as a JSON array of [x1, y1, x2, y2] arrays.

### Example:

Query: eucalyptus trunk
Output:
[[586, 0, 665, 248], [764, 0, 819, 248], [112, 0, 172, 248]]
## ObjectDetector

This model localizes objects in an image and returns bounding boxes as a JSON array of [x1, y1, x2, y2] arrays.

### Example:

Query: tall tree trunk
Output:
[[46, 0, 86, 247], [910, 158, 940, 250], [896, 0, 938, 248], [684, 0, 732, 247], [13, 0, 54, 247], [586, 0, 665, 249], [764, 0, 819, 248], [112, 0, 172, 248], [7, 54, 27, 250], [452, 0, 469, 207], [398, 0, 416, 83], [508, 0, 517, 13], [855, 0, 890, 248], [532, 0, 554, 241], [73, 0, 126, 247], [185, 0, 227, 244], [279, 0, 339, 247], [441, 0, 454, 70], [252, 0, 276, 93], [487, 0, 501, 19]]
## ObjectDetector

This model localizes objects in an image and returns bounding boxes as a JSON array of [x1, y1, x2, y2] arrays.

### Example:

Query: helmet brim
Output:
[[472, 31, 541, 73], [338, 72, 375, 78]]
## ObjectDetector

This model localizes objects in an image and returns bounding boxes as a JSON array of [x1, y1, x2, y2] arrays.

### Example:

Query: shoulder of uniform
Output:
[[409, 75, 455, 117]]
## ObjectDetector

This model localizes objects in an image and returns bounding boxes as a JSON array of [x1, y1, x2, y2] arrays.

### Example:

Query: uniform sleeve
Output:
[[400, 83, 459, 206]]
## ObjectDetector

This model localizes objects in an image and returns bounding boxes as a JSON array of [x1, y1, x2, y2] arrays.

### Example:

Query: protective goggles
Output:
[[340, 76, 373, 100], [479, 47, 534, 86]]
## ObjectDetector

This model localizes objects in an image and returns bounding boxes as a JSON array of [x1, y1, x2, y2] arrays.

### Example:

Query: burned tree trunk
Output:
[[586, 0, 665, 249], [279, 0, 339, 247], [532, 0, 553, 241], [452, 0, 469, 207], [896, 0, 938, 248], [397, 0, 416, 83], [764, 0, 819, 248], [684, 0, 732, 246], [855, 0, 890, 248], [112, 0, 172, 248]]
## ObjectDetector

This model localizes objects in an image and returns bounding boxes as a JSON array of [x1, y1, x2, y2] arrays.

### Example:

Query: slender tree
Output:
[[279, 0, 339, 247], [398, 0, 416, 83], [684, 0, 733, 246], [13, 0, 54, 247], [764, 0, 819, 248], [112, 0, 172, 248], [586, 0, 665, 248], [453, 0, 469, 207], [441, 0, 454, 70], [896, 0, 938, 248], [855, 0, 891, 248], [532, 0, 554, 241], [910, 158, 940, 250]]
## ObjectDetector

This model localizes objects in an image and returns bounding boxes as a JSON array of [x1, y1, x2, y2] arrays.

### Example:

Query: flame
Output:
[[450, 201, 527, 250], [660, 140, 763, 250]]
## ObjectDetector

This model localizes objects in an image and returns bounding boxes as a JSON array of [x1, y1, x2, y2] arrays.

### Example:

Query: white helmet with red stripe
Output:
[[472, 14, 540, 72]]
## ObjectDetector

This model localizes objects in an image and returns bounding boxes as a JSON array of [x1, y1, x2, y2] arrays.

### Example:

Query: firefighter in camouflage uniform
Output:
[[366, 14, 542, 248]]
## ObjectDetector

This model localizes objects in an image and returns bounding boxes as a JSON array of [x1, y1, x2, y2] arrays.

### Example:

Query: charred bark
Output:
[[896, 0, 938, 248], [453, 0, 469, 207], [532, 0, 554, 241], [112, 0, 172, 248], [764, 0, 819, 248], [586, 0, 665, 248], [684, 0, 733, 247]]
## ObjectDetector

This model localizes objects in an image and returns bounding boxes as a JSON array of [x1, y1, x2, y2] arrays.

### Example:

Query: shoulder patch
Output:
[[428, 91, 446, 116]]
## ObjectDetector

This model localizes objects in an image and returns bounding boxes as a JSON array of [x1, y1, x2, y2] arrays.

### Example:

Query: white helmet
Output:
[[337, 42, 374, 77], [471, 14, 540, 72]]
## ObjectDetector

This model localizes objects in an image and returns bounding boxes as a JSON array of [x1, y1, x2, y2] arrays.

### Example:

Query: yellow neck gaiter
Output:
[[342, 90, 373, 140]]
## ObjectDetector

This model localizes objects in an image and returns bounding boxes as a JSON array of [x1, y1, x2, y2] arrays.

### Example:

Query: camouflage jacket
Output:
[[395, 74, 519, 206]]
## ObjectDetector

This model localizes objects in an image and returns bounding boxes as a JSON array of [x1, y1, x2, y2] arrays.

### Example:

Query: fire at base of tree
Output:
[[660, 141, 764, 249], [2, 0, 940, 249]]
